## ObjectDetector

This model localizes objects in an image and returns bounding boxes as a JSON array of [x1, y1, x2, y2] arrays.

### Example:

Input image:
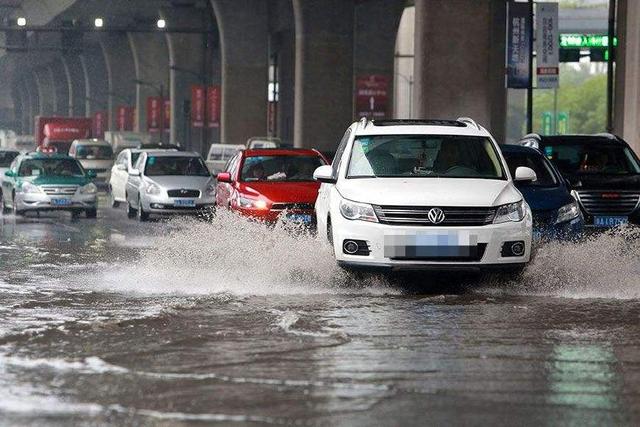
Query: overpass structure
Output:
[[0, 0, 638, 154]]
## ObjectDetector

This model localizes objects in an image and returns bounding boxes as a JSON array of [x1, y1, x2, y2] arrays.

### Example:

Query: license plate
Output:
[[174, 199, 196, 207], [286, 213, 312, 224], [384, 231, 479, 258], [51, 198, 72, 206], [593, 216, 628, 228]]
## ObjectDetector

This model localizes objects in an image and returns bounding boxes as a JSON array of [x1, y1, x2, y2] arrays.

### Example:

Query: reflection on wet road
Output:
[[1, 199, 639, 426]]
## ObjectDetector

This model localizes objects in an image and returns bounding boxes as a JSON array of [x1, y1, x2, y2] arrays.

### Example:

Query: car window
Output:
[[332, 129, 351, 180], [75, 145, 114, 160], [0, 151, 19, 167], [145, 156, 210, 177], [541, 143, 640, 175], [240, 155, 326, 182], [503, 151, 558, 186], [18, 158, 84, 177], [347, 135, 505, 179]]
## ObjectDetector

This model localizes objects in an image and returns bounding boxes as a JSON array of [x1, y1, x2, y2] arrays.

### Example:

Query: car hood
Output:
[[566, 173, 640, 191], [516, 185, 573, 211], [338, 178, 521, 207], [146, 175, 213, 189], [22, 175, 89, 186], [238, 181, 320, 203]]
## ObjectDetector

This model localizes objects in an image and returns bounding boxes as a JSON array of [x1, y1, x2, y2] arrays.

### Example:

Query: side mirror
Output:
[[514, 166, 537, 183], [129, 169, 141, 177], [86, 170, 97, 179], [313, 165, 336, 184], [216, 172, 232, 183], [4, 170, 14, 177]]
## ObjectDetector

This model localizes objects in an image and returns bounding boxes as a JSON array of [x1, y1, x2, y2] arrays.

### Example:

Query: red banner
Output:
[[355, 75, 389, 119], [116, 106, 134, 131], [147, 97, 162, 133], [163, 99, 171, 133], [191, 85, 205, 128], [93, 111, 107, 138], [268, 101, 277, 136], [207, 86, 221, 128]]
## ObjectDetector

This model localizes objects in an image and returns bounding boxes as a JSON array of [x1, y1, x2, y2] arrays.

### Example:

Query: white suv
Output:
[[313, 118, 535, 272]]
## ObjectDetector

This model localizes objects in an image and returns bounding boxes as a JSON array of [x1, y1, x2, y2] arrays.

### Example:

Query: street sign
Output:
[[560, 34, 617, 49], [536, 3, 559, 88], [355, 75, 389, 119], [507, 2, 532, 89]]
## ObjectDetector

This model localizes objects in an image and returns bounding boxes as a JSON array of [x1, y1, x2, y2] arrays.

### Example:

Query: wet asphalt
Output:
[[0, 195, 639, 426]]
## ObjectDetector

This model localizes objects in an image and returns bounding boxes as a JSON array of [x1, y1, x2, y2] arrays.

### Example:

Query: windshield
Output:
[[48, 141, 73, 155], [18, 158, 84, 177], [240, 155, 325, 182], [145, 156, 210, 176], [347, 135, 505, 179], [76, 145, 113, 160], [208, 146, 241, 161], [503, 151, 558, 187], [0, 151, 18, 167], [541, 143, 640, 176]]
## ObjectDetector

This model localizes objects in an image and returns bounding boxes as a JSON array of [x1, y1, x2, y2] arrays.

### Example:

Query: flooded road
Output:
[[1, 198, 640, 426]]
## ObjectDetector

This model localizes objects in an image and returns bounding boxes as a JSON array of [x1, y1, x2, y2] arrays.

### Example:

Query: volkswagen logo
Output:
[[427, 207, 445, 224], [180, 189, 188, 194]]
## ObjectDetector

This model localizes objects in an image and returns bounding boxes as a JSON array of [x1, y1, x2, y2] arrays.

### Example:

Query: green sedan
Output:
[[1, 152, 98, 218]]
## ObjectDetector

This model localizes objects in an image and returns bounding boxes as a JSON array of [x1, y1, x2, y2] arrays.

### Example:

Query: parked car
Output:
[[205, 143, 244, 175], [125, 151, 216, 221], [1, 152, 97, 218], [216, 148, 328, 225], [515, 133, 640, 228], [68, 139, 114, 186], [313, 118, 534, 273], [109, 148, 176, 207], [246, 137, 281, 150], [500, 144, 584, 239]]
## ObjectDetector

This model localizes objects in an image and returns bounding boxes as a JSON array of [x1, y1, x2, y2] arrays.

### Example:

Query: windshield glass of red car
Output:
[[543, 143, 640, 176], [241, 156, 325, 182], [145, 156, 210, 176]]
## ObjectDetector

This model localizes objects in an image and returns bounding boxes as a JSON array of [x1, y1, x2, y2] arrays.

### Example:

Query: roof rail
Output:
[[371, 119, 466, 127], [456, 117, 481, 130], [593, 133, 619, 140]]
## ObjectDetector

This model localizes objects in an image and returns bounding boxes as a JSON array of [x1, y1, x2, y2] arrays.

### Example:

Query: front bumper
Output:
[[141, 193, 216, 215], [331, 211, 532, 270], [15, 192, 97, 212]]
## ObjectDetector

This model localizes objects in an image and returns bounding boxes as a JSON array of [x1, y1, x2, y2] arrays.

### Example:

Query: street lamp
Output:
[[156, 19, 166, 29], [94, 18, 104, 28], [16, 17, 26, 27]]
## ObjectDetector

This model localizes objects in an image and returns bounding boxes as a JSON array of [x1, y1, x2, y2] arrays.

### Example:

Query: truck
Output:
[[34, 116, 93, 155], [103, 131, 152, 154]]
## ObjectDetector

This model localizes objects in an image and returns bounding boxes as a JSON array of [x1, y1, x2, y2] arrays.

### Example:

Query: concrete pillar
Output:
[[34, 68, 55, 116], [10, 86, 23, 133], [128, 32, 170, 140], [160, 6, 214, 152], [61, 54, 87, 117], [614, 0, 640, 153], [23, 74, 38, 133], [80, 48, 109, 118], [355, 0, 405, 119], [17, 81, 31, 133], [211, 0, 269, 145], [99, 34, 136, 131], [413, 0, 507, 143], [49, 60, 70, 116], [292, 0, 355, 151]]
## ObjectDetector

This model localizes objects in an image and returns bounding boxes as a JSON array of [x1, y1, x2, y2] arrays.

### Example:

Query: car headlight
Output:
[[237, 195, 268, 210], [555, 201, 580, 224], [79, 183, 97, 195], [494, 200, 526, 224], [21, 182, 43, 194], [145, 182, 161, 195], [339, 198, 378, 222]]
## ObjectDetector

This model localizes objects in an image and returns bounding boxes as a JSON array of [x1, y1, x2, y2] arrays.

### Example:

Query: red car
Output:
[[216, 148, 329, 224]]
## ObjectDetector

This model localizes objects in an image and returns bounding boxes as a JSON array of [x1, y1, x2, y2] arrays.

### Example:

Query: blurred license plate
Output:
[[51, 198, 71, 206], [384, 231, 479, 259], [174, 199, 196, 207], [286, 214, 312, 224], [593, 216, 628, 227]]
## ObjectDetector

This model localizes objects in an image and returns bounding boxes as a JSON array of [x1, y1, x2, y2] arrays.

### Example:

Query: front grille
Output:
[[577, 191, 640, 215], [271, 203, 315, 211], [373, 205, 496, 226], [41, 186, 78, 196], [167, 189, 200, 198]]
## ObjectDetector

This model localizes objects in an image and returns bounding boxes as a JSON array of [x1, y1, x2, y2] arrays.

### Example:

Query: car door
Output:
[[110, 151, 125, 200]]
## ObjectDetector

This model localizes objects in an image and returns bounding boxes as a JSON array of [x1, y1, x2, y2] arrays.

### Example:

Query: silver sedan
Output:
[[125, 151, 216, 221]]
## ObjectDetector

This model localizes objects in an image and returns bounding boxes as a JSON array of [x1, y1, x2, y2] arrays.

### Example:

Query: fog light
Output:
[[511, 242, 525, 256], [151, 203, 164, 209], [343, 240, 359, 255]]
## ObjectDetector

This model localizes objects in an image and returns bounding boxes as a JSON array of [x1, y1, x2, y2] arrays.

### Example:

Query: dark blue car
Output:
[[501, 144, 584, 239]]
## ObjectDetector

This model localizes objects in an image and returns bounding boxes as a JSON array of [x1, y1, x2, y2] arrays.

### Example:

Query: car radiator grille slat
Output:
[[41, 186, 78, 196], [577, 191, 640, 215], [373, 205, 496, 226]]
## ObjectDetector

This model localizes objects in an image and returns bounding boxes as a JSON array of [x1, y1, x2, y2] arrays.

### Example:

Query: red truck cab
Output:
[[35, 116, 93, 155]]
